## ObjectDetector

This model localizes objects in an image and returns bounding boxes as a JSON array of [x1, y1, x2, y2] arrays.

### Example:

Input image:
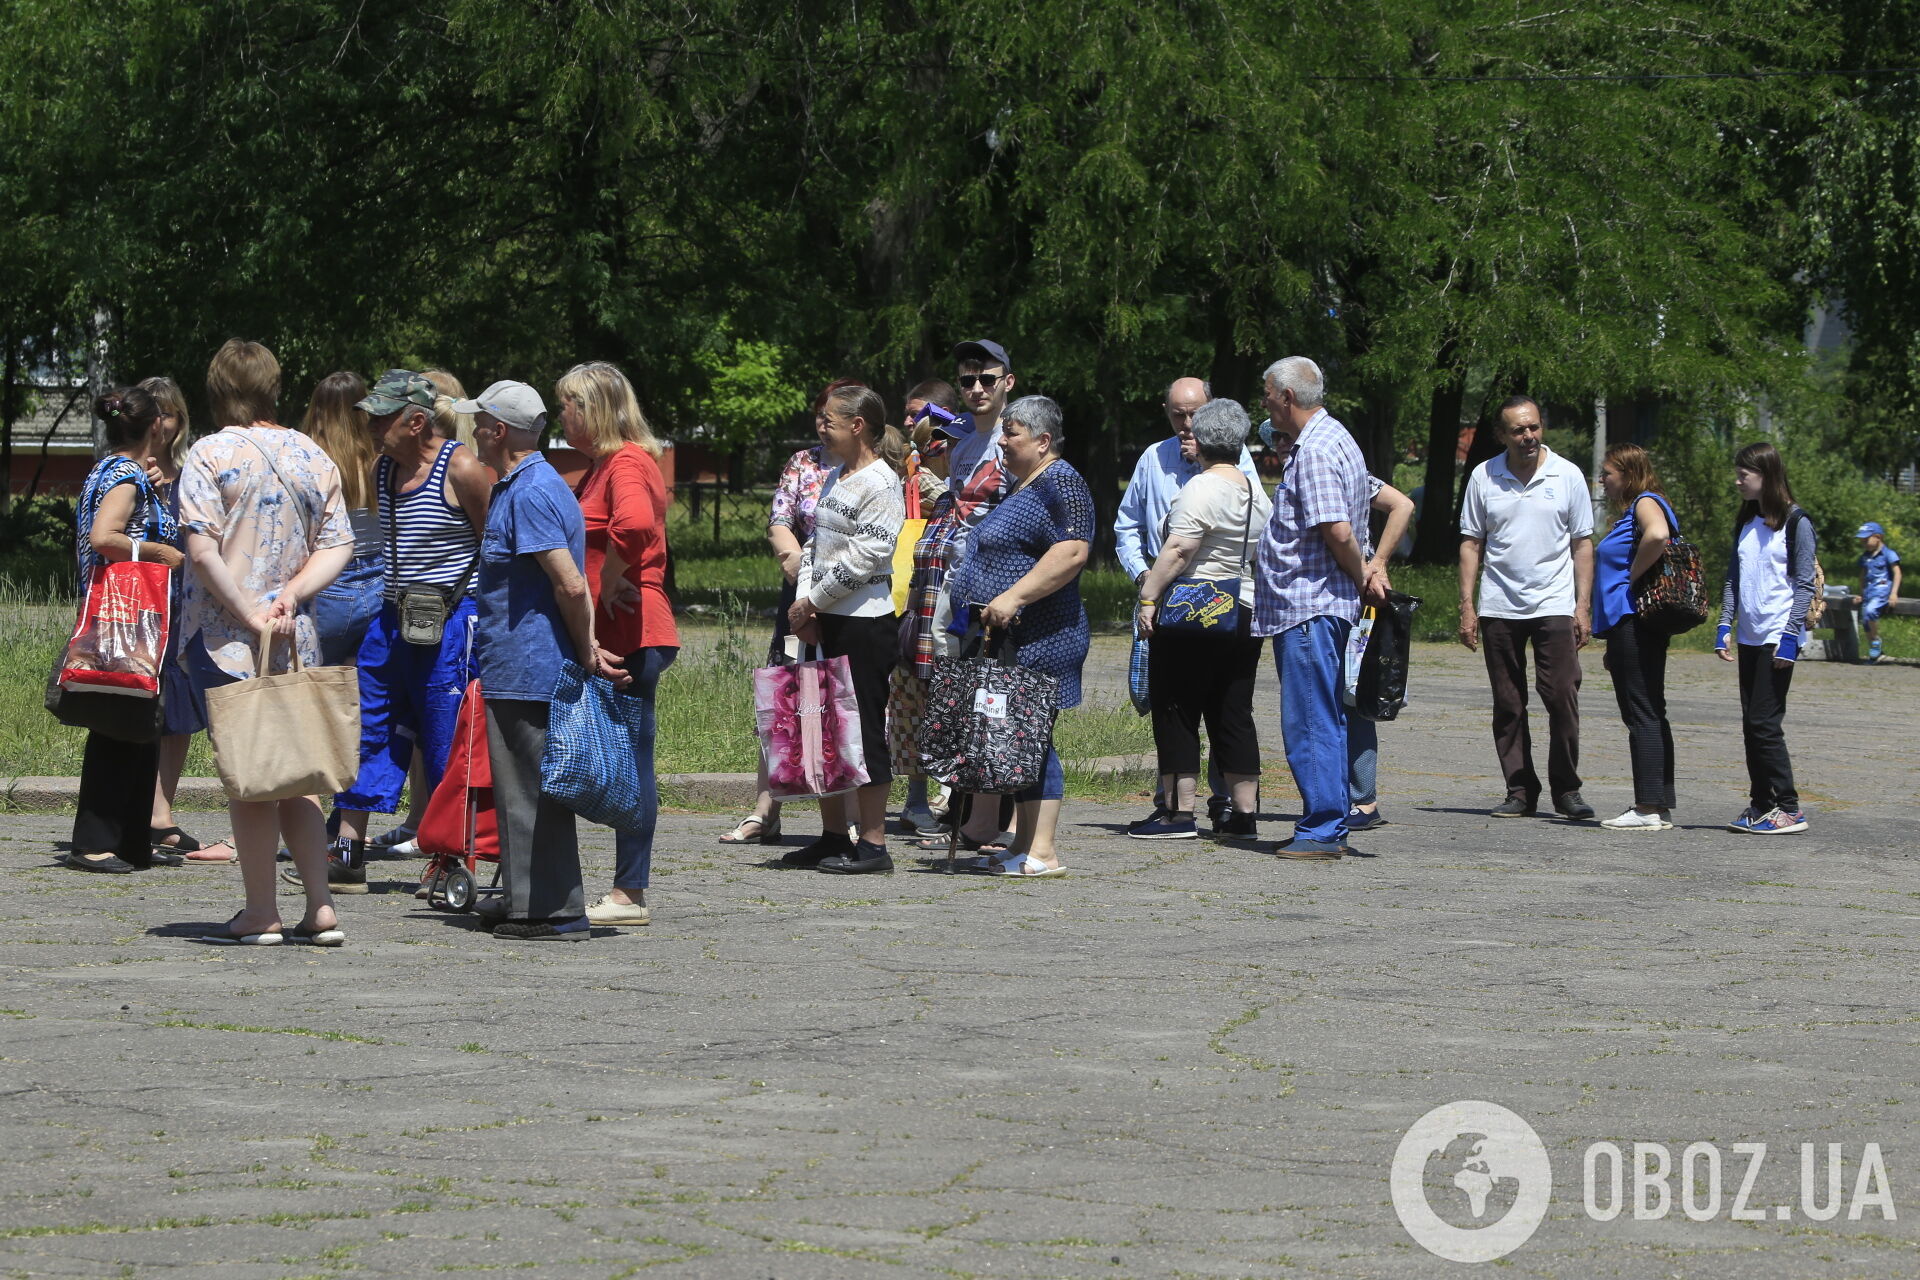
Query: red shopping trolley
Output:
[[415, 679, 500, 912]]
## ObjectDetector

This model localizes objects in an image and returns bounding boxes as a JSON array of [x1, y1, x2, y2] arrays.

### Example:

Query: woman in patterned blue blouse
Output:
[[945, 395, 1092, 878]]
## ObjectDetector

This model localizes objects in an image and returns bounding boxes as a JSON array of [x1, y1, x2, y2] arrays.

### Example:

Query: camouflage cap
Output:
[[356, 369, 437, 415]]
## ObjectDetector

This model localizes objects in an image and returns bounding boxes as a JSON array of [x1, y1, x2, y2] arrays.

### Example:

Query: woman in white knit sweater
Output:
[[784, 384, 908, 874]]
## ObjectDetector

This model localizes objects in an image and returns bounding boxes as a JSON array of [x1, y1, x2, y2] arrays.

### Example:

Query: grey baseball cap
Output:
[[453, 380, 547, 433]]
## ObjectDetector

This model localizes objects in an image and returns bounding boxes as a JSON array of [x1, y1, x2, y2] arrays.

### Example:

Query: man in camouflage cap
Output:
[[289, 367, 492, 895]]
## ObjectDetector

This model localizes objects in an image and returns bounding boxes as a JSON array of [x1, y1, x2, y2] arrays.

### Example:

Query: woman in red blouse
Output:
[[557, 361, 679, 927]]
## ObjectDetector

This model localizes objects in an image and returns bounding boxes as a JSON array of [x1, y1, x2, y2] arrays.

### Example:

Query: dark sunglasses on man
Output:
[[957, 373, 1003, 390]]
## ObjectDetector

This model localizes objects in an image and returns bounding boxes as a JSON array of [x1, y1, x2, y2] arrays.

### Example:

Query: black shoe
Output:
[[1126, 806, 1172, 835], [60, 851, 136, 874], [1490, 796, 1537, 818], [492, 916, 590, 941], [1552, 791, 1596, 821], [1205, 795, 1231, 832], [780, 833, 854, 868], [1217, 810, 1258, 838], [818, 841, 894, 874], [127, 849, 185, 868], [279, 856, 368, 894]]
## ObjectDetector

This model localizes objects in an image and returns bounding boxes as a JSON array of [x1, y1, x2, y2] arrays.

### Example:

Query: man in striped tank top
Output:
[[295, 370, 493, 893]]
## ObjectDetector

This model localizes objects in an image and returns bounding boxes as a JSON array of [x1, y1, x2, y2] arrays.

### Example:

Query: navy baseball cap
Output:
[[1858, 522, 1886, 538], [951, 339, 1011, 371]]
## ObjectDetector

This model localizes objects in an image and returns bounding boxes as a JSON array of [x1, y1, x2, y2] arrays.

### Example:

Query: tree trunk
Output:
[[1412, 344, 1464, 563], [1, 333, 17, 518]]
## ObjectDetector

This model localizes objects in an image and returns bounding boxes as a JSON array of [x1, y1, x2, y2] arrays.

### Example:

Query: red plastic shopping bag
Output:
[[60, 552, 171, 697], [755, 649, 870, 801], [417, 680, 498, 858]]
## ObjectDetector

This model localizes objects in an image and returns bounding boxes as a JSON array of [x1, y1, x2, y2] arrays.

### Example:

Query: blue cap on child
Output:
[[1857, 522, 1886, 539]]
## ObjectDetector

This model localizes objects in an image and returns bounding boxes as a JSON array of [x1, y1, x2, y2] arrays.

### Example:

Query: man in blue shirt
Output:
[[1249, 357, 1385, 859], [468, 381, 626, 942], [1113, 376, 1260, 832], [1855, 521, 1903, 662]]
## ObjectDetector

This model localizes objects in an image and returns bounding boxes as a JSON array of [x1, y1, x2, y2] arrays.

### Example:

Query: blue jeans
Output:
[[613, 646, 677, 891], [1274, 615, 1352, 844], [313, 554, 386, 667], [1347, 715, 1378, 807], [334, 598, 475, 814], [1015, 746, 1064, 804]]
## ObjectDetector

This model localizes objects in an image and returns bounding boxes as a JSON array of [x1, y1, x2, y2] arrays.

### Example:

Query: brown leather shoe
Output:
[[1274, 839, 1347, 860]]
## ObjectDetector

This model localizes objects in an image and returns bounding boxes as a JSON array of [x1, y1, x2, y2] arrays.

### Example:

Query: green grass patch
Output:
[[156, 1020, 387, 1044]]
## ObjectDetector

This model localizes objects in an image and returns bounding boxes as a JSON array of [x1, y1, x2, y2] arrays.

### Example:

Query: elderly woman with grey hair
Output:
[[1134, 398, 1272, 840], [944, 395, 1094, 877]]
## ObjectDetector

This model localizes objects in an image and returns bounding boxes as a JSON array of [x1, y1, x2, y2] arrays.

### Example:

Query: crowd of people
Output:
[[55, 336, 1832, 945]]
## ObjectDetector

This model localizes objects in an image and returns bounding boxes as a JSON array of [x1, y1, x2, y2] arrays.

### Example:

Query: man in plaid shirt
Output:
[[1250, 357, 1386, 859]]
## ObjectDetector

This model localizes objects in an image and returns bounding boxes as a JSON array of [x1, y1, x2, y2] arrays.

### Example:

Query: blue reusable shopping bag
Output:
[[540, 659, 654, 831]]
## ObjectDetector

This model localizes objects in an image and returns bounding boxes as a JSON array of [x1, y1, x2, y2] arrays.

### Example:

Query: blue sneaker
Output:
[[1748, 807, 1809, 834], [1129, 815, 1198, 840], [1869, 639, 1884, 662], [1126, 806, 1172, 835], [1347, 805, 1387, 831], [1726, 807, 1764, 833]]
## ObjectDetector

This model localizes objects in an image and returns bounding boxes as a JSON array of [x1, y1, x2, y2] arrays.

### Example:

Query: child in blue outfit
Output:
[[1853, 522, 1902, 662]]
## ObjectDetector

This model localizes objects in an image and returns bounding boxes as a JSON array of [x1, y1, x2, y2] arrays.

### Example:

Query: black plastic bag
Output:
[[1355, 591, 1420, 723]]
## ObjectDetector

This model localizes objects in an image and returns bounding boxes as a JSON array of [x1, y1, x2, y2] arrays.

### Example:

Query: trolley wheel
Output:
[[442, 866, 477, 912]]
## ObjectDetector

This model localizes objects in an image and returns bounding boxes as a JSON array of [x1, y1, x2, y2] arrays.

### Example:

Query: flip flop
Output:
[[718, 815, 781, 845], [286, 918, 345, 947], [199, 915, 283, 946], [182, 841, 237, 864]]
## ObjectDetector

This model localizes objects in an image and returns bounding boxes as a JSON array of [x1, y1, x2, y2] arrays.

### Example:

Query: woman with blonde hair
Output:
[[304, 372, 383, 665], [423, 369, 478, 451], [553, 361, 678, 924], [131, 377, 234, 862]]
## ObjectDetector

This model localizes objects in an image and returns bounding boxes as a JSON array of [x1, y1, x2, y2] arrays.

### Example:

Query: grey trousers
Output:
[[484, 697, 584, 921]]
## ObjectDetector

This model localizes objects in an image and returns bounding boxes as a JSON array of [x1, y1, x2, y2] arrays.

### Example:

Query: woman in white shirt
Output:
[[784, 385, 908, 874], [1134, 399, 1272, 840], [1715, 441, 1818, 835]]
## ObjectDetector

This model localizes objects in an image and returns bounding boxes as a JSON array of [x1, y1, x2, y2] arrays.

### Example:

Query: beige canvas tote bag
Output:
[[205, 627, 359, 802]]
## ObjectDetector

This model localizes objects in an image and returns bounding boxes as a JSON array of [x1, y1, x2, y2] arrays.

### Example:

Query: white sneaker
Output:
[[1601, 808, 1671, 830], [584, 894, 651, 926]]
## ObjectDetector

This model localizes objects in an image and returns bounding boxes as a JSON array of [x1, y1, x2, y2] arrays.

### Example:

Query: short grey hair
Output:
[[1003, 395, 1064, 451], [1189, 398, 1250, 463], [1262, 356, 1325, 409]]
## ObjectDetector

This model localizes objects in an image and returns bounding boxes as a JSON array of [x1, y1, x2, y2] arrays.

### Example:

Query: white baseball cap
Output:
[[453, 380, 547, 433]]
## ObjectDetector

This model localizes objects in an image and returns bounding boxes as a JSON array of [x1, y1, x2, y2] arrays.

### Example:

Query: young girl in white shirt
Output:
[[1715, 442, 1818, 834]]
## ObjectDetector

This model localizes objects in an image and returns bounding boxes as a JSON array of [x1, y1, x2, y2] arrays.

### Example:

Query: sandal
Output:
[[977, 852, 1067, 878], [150, 825, 203, 852], [718, 815, 780, 845], [183, 841, 236, 864], [911, 831, 1009, 854], [286, 917, 345, 947], [199, 914, 283, 946]]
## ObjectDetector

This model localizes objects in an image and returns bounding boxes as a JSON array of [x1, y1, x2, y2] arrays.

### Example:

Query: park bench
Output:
[[1811, 584, 1919, 661]]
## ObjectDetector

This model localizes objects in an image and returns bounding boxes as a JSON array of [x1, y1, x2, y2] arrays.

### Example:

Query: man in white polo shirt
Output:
[[1458, 396, 1596, 820]]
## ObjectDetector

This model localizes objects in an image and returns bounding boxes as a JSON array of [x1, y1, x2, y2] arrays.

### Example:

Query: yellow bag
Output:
[[892, 454, 928, 615]]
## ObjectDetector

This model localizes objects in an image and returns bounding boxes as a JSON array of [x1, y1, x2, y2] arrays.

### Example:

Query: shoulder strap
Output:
[[1238, 472, 1255, 576], [231, 429, 311, 544]]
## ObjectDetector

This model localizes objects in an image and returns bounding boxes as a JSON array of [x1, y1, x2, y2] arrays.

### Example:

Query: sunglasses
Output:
[[957, 373, 1003, 390]]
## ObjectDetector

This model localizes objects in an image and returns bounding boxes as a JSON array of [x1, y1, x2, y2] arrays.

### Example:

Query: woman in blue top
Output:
[[944, 395, 1092, 877], [60, 387, 187, 874], [1593, 443, 1680, 831]]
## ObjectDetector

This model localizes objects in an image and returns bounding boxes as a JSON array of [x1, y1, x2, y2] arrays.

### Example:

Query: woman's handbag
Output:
[[1352, 591, 1421, 722], [756, 646, 870, 800], [1630, 493, 1709, 635], [542, 660, 656, 830], [1156, 476, 1254, 634], [886, 667, 929, 777], [917, 627, 1059, 795], [58, 541, 172, 698], [204, 627, 360, 801]]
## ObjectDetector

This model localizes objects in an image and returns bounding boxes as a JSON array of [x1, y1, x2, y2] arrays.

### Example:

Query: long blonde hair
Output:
[[554, 361, 663, 459], [422, 368, 477, 450], [137, 375, 192, 467], [303, 371, 375, 511]]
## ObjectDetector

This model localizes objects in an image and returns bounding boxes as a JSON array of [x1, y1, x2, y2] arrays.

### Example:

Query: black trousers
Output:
[[816, 611, 896, 788], [73, 731, 160, 860], [1605, 616, 1675, 810], [1148, 612, 1263, 783], [1737, 643, 1798, 812], [1480, 615, 1583, 801]]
